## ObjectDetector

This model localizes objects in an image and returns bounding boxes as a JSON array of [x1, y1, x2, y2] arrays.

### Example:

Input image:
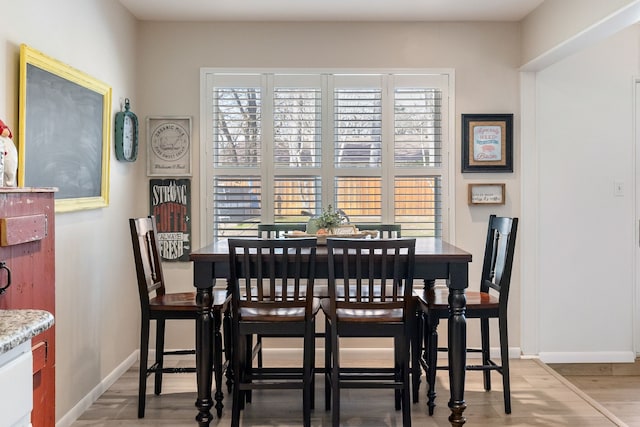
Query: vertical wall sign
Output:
[[149, 178, 191, 261]]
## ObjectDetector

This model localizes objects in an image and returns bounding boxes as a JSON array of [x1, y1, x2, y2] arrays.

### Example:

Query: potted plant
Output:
[[306, 205, 347, 234]]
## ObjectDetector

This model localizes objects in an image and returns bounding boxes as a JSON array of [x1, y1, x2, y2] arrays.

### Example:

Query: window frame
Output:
[[200, 68, 456, 244]]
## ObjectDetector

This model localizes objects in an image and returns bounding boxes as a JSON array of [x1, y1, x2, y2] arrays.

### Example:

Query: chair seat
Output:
[[416, 287, 499, 310], [320, 299, 403, 322], [240, 297, 321, 321], [149, 292, 197, 310], [150, 289, 229, 311], [336, 308, 404, 321]]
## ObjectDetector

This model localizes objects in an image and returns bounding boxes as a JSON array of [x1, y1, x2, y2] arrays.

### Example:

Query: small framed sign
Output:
[[468, 183, 506, 205], [150, 178, 191, 261], [147, 116, 192, 176], [462, 114, 513, 173]]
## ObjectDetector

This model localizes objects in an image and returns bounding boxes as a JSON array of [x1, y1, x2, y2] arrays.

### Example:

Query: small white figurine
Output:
[[0, 119, 18, 187]]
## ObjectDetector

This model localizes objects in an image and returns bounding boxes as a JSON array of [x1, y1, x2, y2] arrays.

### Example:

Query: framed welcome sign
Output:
[[461, 114, 513, 173]]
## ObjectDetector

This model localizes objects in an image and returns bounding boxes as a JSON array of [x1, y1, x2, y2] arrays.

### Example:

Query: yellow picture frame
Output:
[[18, 44, 112, 213]]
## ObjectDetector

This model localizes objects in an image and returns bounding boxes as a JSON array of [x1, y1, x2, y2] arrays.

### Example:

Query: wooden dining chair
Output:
[[228, 237, 319, 427], [257, 223, 307, 238], [129, 216, 229, 418], [323, 237, 416, 427], [352, 223, 402, 238], [416, 215, 518, 415], [255, 223, 309, 367]]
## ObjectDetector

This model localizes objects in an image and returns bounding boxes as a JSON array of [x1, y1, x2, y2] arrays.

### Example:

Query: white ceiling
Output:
[[119, 0, 545, 22]]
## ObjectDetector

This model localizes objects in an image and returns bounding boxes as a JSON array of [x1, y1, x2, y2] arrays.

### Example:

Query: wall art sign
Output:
[[468, 183, 506, 205], [462, 114, 513, 173], [149, 178, 191, 261], [147, 116, 192, 176], [19, 44, 112, 212]]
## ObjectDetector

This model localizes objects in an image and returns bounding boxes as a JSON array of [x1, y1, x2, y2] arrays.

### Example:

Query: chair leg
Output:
[[401, 335, 412, 427], [231, 331, 245, 427], [324, 317, 332, 411], [303, 322, 314, 427], [138, 316, 150, 418], [331, 326, 340, 427], [480, 317, 491, 391], [394, 336, 402, 411], [499, 315, 511, 414], [244, 334, 253, 405], [412, 307, 422, 403], [154, 319, 166, 396], [224, 307, 233, 393], [213, 309, 224, 418], [425, 313, 439, 416], [310, 319, 316, 410], [257, 334, 263, 368]]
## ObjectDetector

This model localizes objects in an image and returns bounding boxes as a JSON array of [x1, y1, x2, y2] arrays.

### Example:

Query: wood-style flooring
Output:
[[70, 353, 637, 426]]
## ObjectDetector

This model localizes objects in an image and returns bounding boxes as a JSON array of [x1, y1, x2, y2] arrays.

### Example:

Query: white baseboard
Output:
[[539, 351, 636, 364], [55, 351, 138, 427]]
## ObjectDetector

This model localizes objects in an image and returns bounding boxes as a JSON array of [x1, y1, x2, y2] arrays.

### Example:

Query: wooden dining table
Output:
[[190, 237, 472, 427]]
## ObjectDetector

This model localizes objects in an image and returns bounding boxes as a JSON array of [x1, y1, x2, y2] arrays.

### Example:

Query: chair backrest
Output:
[[353, 223, 402, 238], [326, 237, 416, 317], [130, 216, 166, 311], [480, 215, 518, 308], [257, 223, 308, 238], [228, 237, 318, 320]]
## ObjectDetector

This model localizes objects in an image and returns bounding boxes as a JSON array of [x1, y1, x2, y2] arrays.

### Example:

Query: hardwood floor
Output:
[[70, 353, 631, 427], [550, 360, 640, 427]]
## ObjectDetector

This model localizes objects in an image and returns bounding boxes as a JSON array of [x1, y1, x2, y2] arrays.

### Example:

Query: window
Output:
[[201, 70, 452, 242]]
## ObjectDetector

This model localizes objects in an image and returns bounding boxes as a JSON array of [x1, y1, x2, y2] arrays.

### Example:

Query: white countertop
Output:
[[0, 310, 54, 354]]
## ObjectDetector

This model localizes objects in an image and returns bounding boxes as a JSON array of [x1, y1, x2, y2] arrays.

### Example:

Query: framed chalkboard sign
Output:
[[18, 44, 112, 212]]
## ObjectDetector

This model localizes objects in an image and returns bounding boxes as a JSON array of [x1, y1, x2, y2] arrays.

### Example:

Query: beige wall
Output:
[[521, 0, 636, 65], [137, 21, 523, 350]]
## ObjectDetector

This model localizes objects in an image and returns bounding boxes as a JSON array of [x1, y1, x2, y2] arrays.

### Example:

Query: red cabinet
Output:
[[0, 189, 55, 427]]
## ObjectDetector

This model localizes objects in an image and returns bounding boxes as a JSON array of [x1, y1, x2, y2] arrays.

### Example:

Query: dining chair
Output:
[[257, 223, 307, 238], [416, 214, 518, 415], [227, 237, 319, 427], [255, 222, 309, 368], [129, 216, 229, 418], [323, 237, 416, 427], [352, 223, 402, 238]]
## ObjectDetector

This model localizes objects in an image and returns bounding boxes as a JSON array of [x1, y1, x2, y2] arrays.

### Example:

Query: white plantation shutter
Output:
[[213, 176, 261, 240], [394, 88, 442, 168], [273, 87, 322, 168], [273, 176, 321, 221], [334, 177, 382, 223], [334, 88, 382, 168], [203, 71, 451, 242], [214, 86, 262, 168]]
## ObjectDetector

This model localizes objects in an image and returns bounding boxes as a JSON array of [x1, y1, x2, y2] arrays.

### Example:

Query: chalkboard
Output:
[[18, 44, 112, 212]]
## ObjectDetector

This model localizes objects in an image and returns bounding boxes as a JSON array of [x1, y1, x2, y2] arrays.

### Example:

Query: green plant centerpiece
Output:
[[306, 205, 347, 234]]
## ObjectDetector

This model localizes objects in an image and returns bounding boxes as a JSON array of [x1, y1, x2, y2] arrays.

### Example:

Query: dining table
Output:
[[189, 236, 472, 427]]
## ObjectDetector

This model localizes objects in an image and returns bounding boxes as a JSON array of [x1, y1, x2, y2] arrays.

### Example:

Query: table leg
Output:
[[195, 287, 214, 426], [447, 286, 467, 426]]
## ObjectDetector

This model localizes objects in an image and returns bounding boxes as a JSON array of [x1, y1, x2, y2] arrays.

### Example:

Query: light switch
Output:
[[614, 181, 624, 197]]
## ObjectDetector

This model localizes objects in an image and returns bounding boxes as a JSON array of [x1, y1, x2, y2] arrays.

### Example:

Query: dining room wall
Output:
[[136, 20, 524, 353], [520, 0, 636, 65], [532, 24, 639, 362]]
